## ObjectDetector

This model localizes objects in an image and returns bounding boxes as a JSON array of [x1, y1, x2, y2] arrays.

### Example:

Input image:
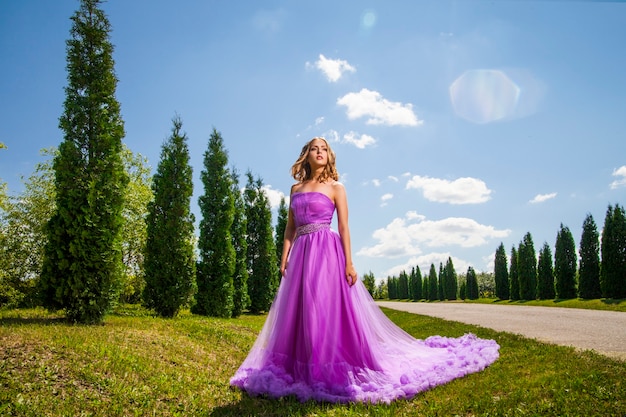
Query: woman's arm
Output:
[[334, 183, 357, 286], [280, 191, 297, 276]]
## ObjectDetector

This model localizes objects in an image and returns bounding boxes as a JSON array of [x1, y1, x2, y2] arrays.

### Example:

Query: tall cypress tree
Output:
[[410, 266, 422, 301], [536, 242, 555, 300], [494, 242, 510, 300], [428, 264, 438, 301], [509, 246, 520, 300], [274, 197, 288, 283], [398, 270, 409, 299], [39, 0, 128, 323], [230, 169, 249, 318], [600, 204, 626, 298], [466, 266, 479, 300], [578, 214, 602, 299], [244, 172, 279, 313], [518, 232, 537, 300], [555, 223, 577, 299], [194, 128, 235, 317], [438, 263, 444, 300], [143, 117, 195, 318], [444, 257, 458, 300]]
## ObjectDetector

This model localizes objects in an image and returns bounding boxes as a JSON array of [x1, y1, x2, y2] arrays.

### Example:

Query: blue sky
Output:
[[1, 1, 625, 281]]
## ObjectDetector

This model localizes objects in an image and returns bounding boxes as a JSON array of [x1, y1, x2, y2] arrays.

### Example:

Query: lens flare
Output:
[[449, 69, 520, 124]]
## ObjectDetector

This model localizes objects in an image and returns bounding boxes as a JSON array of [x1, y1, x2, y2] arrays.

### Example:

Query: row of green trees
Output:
[[494, 206, 626, 301], [374, 203, 625, 303], [0, 0, 283, 323], [379, 259, 488, 302]]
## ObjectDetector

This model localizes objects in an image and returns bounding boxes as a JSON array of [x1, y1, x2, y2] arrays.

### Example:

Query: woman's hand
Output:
[[280, 262, 288, 277], [346, 264, 357, 286]]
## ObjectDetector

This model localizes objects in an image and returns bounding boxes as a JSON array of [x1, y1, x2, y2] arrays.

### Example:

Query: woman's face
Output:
[[307, 138, 329, 168]]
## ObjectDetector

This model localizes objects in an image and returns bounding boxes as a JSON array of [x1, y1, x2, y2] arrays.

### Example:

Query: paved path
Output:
[[376, 301, 626, 361]]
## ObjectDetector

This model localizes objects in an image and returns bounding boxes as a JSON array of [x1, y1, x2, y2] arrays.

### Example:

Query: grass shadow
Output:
[[601, 298, 625, 305], [208, 391, 336, 417]]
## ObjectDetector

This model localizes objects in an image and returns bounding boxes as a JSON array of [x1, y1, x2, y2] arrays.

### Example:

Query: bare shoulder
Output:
[[330, 181, 347, 202], [290, 183, 303, 195], [331, 181, 346, 194]]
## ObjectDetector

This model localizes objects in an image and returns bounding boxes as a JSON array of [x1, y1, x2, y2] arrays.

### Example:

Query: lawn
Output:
[[1, 304, 624, 416]]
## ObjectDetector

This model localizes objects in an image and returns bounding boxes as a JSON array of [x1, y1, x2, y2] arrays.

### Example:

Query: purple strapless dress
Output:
[[230, 192, 499, 403]]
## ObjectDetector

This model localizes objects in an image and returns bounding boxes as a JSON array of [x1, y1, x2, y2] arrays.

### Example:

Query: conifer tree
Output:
[[230, 169, 249, 317], [554, 223, 577, 299], [244, 172, 279, 313], [465, 266, 479, 300], [459, 279, 467, 300], [428, 264, 438, 301], [518, 233, 537, 300], [143, 118, 195, 317], [509, 246, 520, 300], [494, 242, 510, 300], [536, 242, 555, 300], [438, 263, 444, 300], [194, 128, 235, 317], [422, 274, 429, 300], [398, 270, 409, 299], [443, 257, 458, 300], [275, 197, 288, 283], [39, 0, 128, 323], [386, 277, 396, 299], [600, 204, 626, 298], [410, 266, 422, 301], [578, 214, 602, 299]]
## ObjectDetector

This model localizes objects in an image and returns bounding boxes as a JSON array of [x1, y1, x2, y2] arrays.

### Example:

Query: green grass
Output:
[[461, 297, 626, 312], [1, 304, 624, 416]]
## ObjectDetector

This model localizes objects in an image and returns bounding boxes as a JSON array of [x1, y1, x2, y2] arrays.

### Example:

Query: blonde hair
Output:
[[291, 137, 339, 183]]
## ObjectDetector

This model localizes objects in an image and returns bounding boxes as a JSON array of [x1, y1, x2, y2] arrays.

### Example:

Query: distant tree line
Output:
[[373, 204, 625, 302]]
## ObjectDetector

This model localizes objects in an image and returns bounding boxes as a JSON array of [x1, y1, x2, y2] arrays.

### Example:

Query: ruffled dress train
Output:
[[230, 192, 499, 403]]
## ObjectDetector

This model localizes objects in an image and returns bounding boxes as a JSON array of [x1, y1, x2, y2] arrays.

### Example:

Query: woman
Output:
[[230, 137, 499, 403]]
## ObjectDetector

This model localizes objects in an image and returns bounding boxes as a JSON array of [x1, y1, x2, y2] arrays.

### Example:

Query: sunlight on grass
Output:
[[1, 305, 624, 416]]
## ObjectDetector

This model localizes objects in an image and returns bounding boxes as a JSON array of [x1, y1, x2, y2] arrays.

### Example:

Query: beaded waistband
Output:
[[295, 222, 330, 237]]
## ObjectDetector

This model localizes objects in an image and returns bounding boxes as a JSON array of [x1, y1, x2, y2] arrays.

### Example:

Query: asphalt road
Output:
[[376, 301, 626, 361]]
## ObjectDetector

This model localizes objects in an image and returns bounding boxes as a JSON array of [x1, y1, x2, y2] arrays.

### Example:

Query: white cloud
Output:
[[371, 179, 381, 187], [385, 253, 471, 279], [262, 185, 286, 209], [380, 193, 393, 207], [337, 88, 422, 126], [529, 192, 557, 204], [610, 165, 626, 189], [388, 175, 399, 182], [342, 131, 376, 149], [406, 175, 492, 204], [309, 54, 356, 82], [315, 116, 324, 126], [357, 212, 511, 259], [323, 129, 340, 143]]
